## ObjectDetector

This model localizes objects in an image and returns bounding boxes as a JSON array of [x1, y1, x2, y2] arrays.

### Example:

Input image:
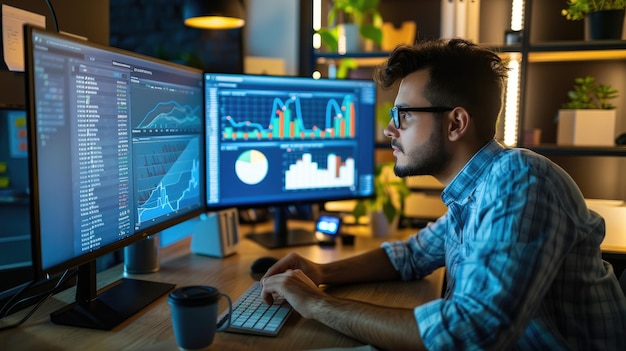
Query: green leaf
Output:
[[359, 25, 383, 44], [336, 58, 358, 79], [317, 28, 339, 53], [353, 200, 367, 221], [382, 198, 397, 224], [376, 101, 393, 130]]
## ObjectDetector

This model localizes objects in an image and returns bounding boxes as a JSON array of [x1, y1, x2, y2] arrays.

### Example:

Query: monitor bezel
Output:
[[24, 25, 206, 280]]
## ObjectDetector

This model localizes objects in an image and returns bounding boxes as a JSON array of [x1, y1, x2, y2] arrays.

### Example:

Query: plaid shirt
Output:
[[383, 140, 626, 350]]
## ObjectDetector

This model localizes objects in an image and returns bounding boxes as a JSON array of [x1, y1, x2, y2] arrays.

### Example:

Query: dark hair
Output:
[[373, 38, 509, 141]]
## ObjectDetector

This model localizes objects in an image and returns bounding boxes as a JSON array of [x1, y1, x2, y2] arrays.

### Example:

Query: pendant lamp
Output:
[[183, 0, 245, 30]]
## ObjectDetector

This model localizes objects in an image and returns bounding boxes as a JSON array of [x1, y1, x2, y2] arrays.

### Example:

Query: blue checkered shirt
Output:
[[383, 140, 626, 350]]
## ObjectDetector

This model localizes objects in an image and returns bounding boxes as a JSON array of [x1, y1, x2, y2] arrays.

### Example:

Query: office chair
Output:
[[620, 269, 626, 296]]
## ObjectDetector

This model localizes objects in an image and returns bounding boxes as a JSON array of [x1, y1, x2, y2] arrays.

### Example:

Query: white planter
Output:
[[337, 23, 361, 54], [556, 109, 616, 146]]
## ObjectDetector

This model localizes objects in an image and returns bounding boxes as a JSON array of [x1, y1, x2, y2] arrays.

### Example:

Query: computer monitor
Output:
[[204, 73, 376, 248], [24, 26, 205, 329]]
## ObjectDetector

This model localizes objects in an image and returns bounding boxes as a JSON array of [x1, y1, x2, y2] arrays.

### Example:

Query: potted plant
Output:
[[562, 75, 619, 109], [352, 162, 411, 236], [557, 75, 619, 146], [561, 0, 626, 39], [317, 0, 384, 54]]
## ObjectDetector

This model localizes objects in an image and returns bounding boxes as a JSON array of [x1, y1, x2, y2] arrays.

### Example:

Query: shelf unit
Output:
[[520, 0, 626, 200], [302, 0, 626, 201]]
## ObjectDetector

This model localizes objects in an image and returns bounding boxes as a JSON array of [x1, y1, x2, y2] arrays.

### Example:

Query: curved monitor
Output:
[[204, 73, 376, 248], [24, 26, 205, 329]]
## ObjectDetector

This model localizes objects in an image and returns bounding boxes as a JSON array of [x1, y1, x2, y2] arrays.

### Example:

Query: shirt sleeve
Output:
[[382, 215, 447, 280]]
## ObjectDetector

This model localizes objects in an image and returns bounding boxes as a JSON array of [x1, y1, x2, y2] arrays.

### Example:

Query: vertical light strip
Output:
[[503, 54, 521, 146], [503, 0, 525, 146], [312, 0, 323, 78], [313, 0, 322, 49], [511, 0, 524, 31]]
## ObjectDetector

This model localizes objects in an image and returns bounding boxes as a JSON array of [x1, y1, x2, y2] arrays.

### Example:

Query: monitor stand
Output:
[[245, 206, 317, 249], [50, 260, 174, 330]]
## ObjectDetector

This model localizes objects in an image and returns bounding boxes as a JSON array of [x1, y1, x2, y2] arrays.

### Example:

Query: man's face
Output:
[[384, 70, 451, 178]]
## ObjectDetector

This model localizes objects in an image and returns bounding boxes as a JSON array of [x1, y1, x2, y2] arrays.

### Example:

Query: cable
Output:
[[44, 0, 59, 32], [0, 269, 75, 331], [1, 286, 53, 318], [0, 281, 36, 318]]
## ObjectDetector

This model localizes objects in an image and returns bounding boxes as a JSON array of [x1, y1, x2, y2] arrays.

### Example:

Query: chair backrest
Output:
[[620, 269, 626, 297]]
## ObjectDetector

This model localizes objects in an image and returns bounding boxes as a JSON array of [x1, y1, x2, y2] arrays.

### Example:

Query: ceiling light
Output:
[[183, 0, 245, 30]]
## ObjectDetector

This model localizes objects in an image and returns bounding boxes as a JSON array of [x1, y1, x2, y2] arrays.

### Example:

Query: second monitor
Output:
[[204, 73, 377, 248]]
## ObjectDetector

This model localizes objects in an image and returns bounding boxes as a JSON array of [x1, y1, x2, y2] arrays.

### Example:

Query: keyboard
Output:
[[218, 281, 293, 336]]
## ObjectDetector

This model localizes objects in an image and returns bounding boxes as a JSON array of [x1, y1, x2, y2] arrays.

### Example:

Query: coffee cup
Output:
[[168, 286, 232, 350]]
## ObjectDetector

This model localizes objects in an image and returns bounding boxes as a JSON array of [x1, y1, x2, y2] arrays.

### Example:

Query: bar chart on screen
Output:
[[283, 150, 356, 190]]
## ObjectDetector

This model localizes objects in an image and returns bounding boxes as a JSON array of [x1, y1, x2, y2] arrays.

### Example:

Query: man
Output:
[[261, 38, 626, 350]]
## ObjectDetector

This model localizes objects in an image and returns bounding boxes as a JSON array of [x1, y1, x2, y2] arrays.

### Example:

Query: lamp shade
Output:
[[183, 0, 245, 29]]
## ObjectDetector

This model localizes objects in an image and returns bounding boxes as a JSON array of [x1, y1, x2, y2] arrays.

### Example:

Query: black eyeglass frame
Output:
[[390, 106, 454, 129]]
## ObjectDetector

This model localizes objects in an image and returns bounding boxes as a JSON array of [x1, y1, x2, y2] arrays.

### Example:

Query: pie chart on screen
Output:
[[235, 149, 268, 185]]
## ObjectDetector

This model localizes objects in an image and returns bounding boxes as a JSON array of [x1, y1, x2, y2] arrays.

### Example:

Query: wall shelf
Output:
[[313, 44, 522, 68], [526, 145, 626, 157], [528, 40, 626, 62]]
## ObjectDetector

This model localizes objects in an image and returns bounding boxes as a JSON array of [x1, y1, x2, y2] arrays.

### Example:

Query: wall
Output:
[[109, 0, 300, 76], [244, 0, 299, 75], [0, 0, 109, 107], [109, 0, 243, 73]]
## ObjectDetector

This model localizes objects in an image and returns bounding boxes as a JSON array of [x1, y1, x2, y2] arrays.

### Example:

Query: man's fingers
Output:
[[260, 278, 275, 304]]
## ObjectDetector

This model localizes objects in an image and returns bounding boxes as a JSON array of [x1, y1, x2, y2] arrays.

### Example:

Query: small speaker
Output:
[[191, 208, 240, 258]]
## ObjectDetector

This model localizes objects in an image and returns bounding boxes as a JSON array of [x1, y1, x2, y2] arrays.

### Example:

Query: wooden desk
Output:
[[0, 223, 444, 351]]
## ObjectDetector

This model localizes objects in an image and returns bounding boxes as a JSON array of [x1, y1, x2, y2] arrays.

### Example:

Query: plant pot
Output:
[[585, 10, 625, 40], [369, 211, 398, 238], [556, 109, 616, 146], [337, 23, 361, 54]]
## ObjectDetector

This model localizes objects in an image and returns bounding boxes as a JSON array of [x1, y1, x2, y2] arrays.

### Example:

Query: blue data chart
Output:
[[134, 136, 201, 226], [131, 79, 202, 132], [135, 100, 202, 130]]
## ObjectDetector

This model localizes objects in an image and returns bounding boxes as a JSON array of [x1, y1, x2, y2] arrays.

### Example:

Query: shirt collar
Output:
[[441, 139, 505, 205]]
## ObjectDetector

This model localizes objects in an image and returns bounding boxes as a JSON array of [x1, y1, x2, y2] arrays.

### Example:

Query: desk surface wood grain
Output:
[[0, 222, 443, 351]]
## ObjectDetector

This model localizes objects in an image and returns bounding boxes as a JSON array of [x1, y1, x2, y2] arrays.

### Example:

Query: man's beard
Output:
[[393, 128, 451, 178]]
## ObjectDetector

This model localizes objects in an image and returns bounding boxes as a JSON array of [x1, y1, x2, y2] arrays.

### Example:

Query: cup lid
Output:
[[168, 286, 221, 306]]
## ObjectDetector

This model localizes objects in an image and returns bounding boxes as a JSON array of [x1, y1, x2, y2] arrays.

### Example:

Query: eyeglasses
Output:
[[390, 106, 454, 129]]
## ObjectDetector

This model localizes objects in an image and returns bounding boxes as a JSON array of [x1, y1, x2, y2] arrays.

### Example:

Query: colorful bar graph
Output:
[[222, 95, 357, 141]]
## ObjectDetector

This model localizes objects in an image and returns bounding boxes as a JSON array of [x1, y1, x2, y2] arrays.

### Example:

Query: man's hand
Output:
[[258, 249, 425, 349], [260, 268, 327, 318], [262, 252, 324, 285]]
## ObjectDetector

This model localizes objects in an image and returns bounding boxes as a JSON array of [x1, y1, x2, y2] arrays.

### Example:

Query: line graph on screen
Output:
[[134, 137, 201, 225]]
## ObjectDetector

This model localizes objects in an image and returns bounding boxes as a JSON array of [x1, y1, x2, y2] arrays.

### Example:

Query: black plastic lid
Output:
[[168, 286, 221, 306]]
